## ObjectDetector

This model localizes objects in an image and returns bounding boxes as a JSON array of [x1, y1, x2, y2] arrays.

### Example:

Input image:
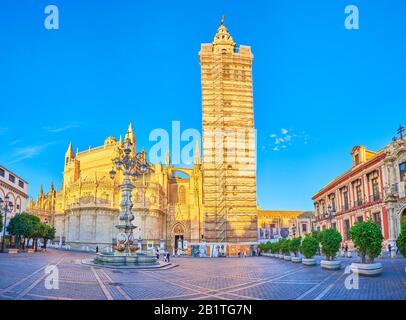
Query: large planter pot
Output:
[[283, 255, 292, 261], [302, 258, 316, 266], [269, 253, 275, 258], [350, 262, 383, 276], [321, 260, 341, 270], [277, 254, 283, 259], [291, 256, 302, 263]]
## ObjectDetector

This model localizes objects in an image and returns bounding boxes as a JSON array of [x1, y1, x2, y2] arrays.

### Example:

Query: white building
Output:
[[0, 165, 29, 239], [384, 131, 406, 247]]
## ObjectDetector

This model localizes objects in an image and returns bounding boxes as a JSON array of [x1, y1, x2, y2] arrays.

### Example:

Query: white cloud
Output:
[[9, 139, 22, 146], [262, 128, 310, 152], [9, 143, 54, 164], [43, 122, 80, 133]]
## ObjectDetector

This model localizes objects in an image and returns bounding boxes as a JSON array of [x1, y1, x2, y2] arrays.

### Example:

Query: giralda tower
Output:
[[199, 18, 258, 243]]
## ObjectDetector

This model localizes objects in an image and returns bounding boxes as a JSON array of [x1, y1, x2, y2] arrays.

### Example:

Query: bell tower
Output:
[[199, 18, 258, 243]]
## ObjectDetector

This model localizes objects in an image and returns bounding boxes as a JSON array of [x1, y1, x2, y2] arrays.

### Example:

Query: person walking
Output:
[[237, 248, 241, 258], [344, 243, 348, 257], [388, 243, 392, 257], [156, 247, 160, 260]]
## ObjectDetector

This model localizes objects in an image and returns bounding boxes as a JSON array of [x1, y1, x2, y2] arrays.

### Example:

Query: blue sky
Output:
[[0, 0, 405, 210]]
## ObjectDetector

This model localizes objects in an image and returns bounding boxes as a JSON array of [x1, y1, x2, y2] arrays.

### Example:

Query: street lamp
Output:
[[109, 138, 149, 255], [1, 195, 14, 253], [291, 223, 297, 237]]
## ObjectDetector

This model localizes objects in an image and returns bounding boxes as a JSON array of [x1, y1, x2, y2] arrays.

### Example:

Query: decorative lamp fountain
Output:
[[93, 137, 157, 266]]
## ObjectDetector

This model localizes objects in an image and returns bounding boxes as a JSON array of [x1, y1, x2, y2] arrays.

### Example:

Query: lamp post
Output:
[[1, 195, 14, 253], [109, 137, 148, 256], [291, 223, 297, 238]]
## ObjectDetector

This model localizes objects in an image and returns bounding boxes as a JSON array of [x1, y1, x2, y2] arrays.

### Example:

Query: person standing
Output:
[[237, 248, 241, 258], [344, 243, 348, 257], [388, 243, 392, 257], [156, 247, 160, 260]]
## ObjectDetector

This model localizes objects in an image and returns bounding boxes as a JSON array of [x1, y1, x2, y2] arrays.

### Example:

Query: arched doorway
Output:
[[396, 206, 406, 238], [172, 224, 185, 254]]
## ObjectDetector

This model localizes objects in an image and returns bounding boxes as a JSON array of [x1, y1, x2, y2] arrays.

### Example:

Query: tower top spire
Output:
[[221, 15, 225, 25], [125, 122, 136, 146], [212, 16, 235, 53], [65, 142, 75, 163]]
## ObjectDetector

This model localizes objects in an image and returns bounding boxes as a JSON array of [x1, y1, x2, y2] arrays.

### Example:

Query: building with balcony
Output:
[[0, 165, 29, 240], [383, 132, 406, 247], [312, 146, 388, 247]]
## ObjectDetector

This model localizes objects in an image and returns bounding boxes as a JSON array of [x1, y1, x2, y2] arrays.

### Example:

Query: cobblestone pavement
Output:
[[0, 250, 405, 300]]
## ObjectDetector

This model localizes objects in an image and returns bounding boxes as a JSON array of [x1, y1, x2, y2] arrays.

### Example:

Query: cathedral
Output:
[[28, 19, 258, 252]]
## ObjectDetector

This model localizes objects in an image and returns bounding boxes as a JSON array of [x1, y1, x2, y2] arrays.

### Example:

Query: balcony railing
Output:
[[369, 192, 381, 203], [354, 199, 363, 208]]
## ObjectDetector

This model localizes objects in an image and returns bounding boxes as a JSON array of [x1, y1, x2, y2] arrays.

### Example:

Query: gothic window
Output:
[[178, 186, 186, 204], [400, 162, 406, 182]]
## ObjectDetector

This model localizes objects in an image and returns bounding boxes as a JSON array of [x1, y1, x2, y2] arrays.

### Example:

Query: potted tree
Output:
[[349, 220, 384, 276], [397, 219, 406, 272], [274, 240, 281, 258], [258, 242, 272, 257], [290, 237, 302, 263], [282, 239, 292, 261], [269, 242, 277, 257], [320, 229, 342, 270], [301, 235, 318, 266], [274, 240, 282, 259]]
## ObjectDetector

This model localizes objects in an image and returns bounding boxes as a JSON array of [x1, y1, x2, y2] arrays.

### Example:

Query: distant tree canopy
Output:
[[7, 212, 55, 250]]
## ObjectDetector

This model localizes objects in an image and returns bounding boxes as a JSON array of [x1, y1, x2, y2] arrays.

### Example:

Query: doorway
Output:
[[174, 235, 184, 252]]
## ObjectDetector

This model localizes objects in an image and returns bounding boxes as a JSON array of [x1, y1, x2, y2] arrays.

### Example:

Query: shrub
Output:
[[320, 229, 342, 261], [350, 220, 384, 264], [258, 241, 273, 253], [396, 219, 406, 258], [289, 237, 302, 257], [270, 242, 277, 254], [273, 241, 280, 254], [280, 239, 291, 255], [301, 235, 319, 259]]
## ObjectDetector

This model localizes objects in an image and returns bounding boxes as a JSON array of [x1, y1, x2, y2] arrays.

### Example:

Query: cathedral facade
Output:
[[28, 20, 258, 251]]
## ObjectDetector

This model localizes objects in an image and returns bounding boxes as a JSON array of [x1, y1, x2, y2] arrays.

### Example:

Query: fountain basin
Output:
[[93, 252, 157, 266]]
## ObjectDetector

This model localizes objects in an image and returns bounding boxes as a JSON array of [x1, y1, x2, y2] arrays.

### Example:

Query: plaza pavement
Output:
[[0, 249, 405, 300]]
